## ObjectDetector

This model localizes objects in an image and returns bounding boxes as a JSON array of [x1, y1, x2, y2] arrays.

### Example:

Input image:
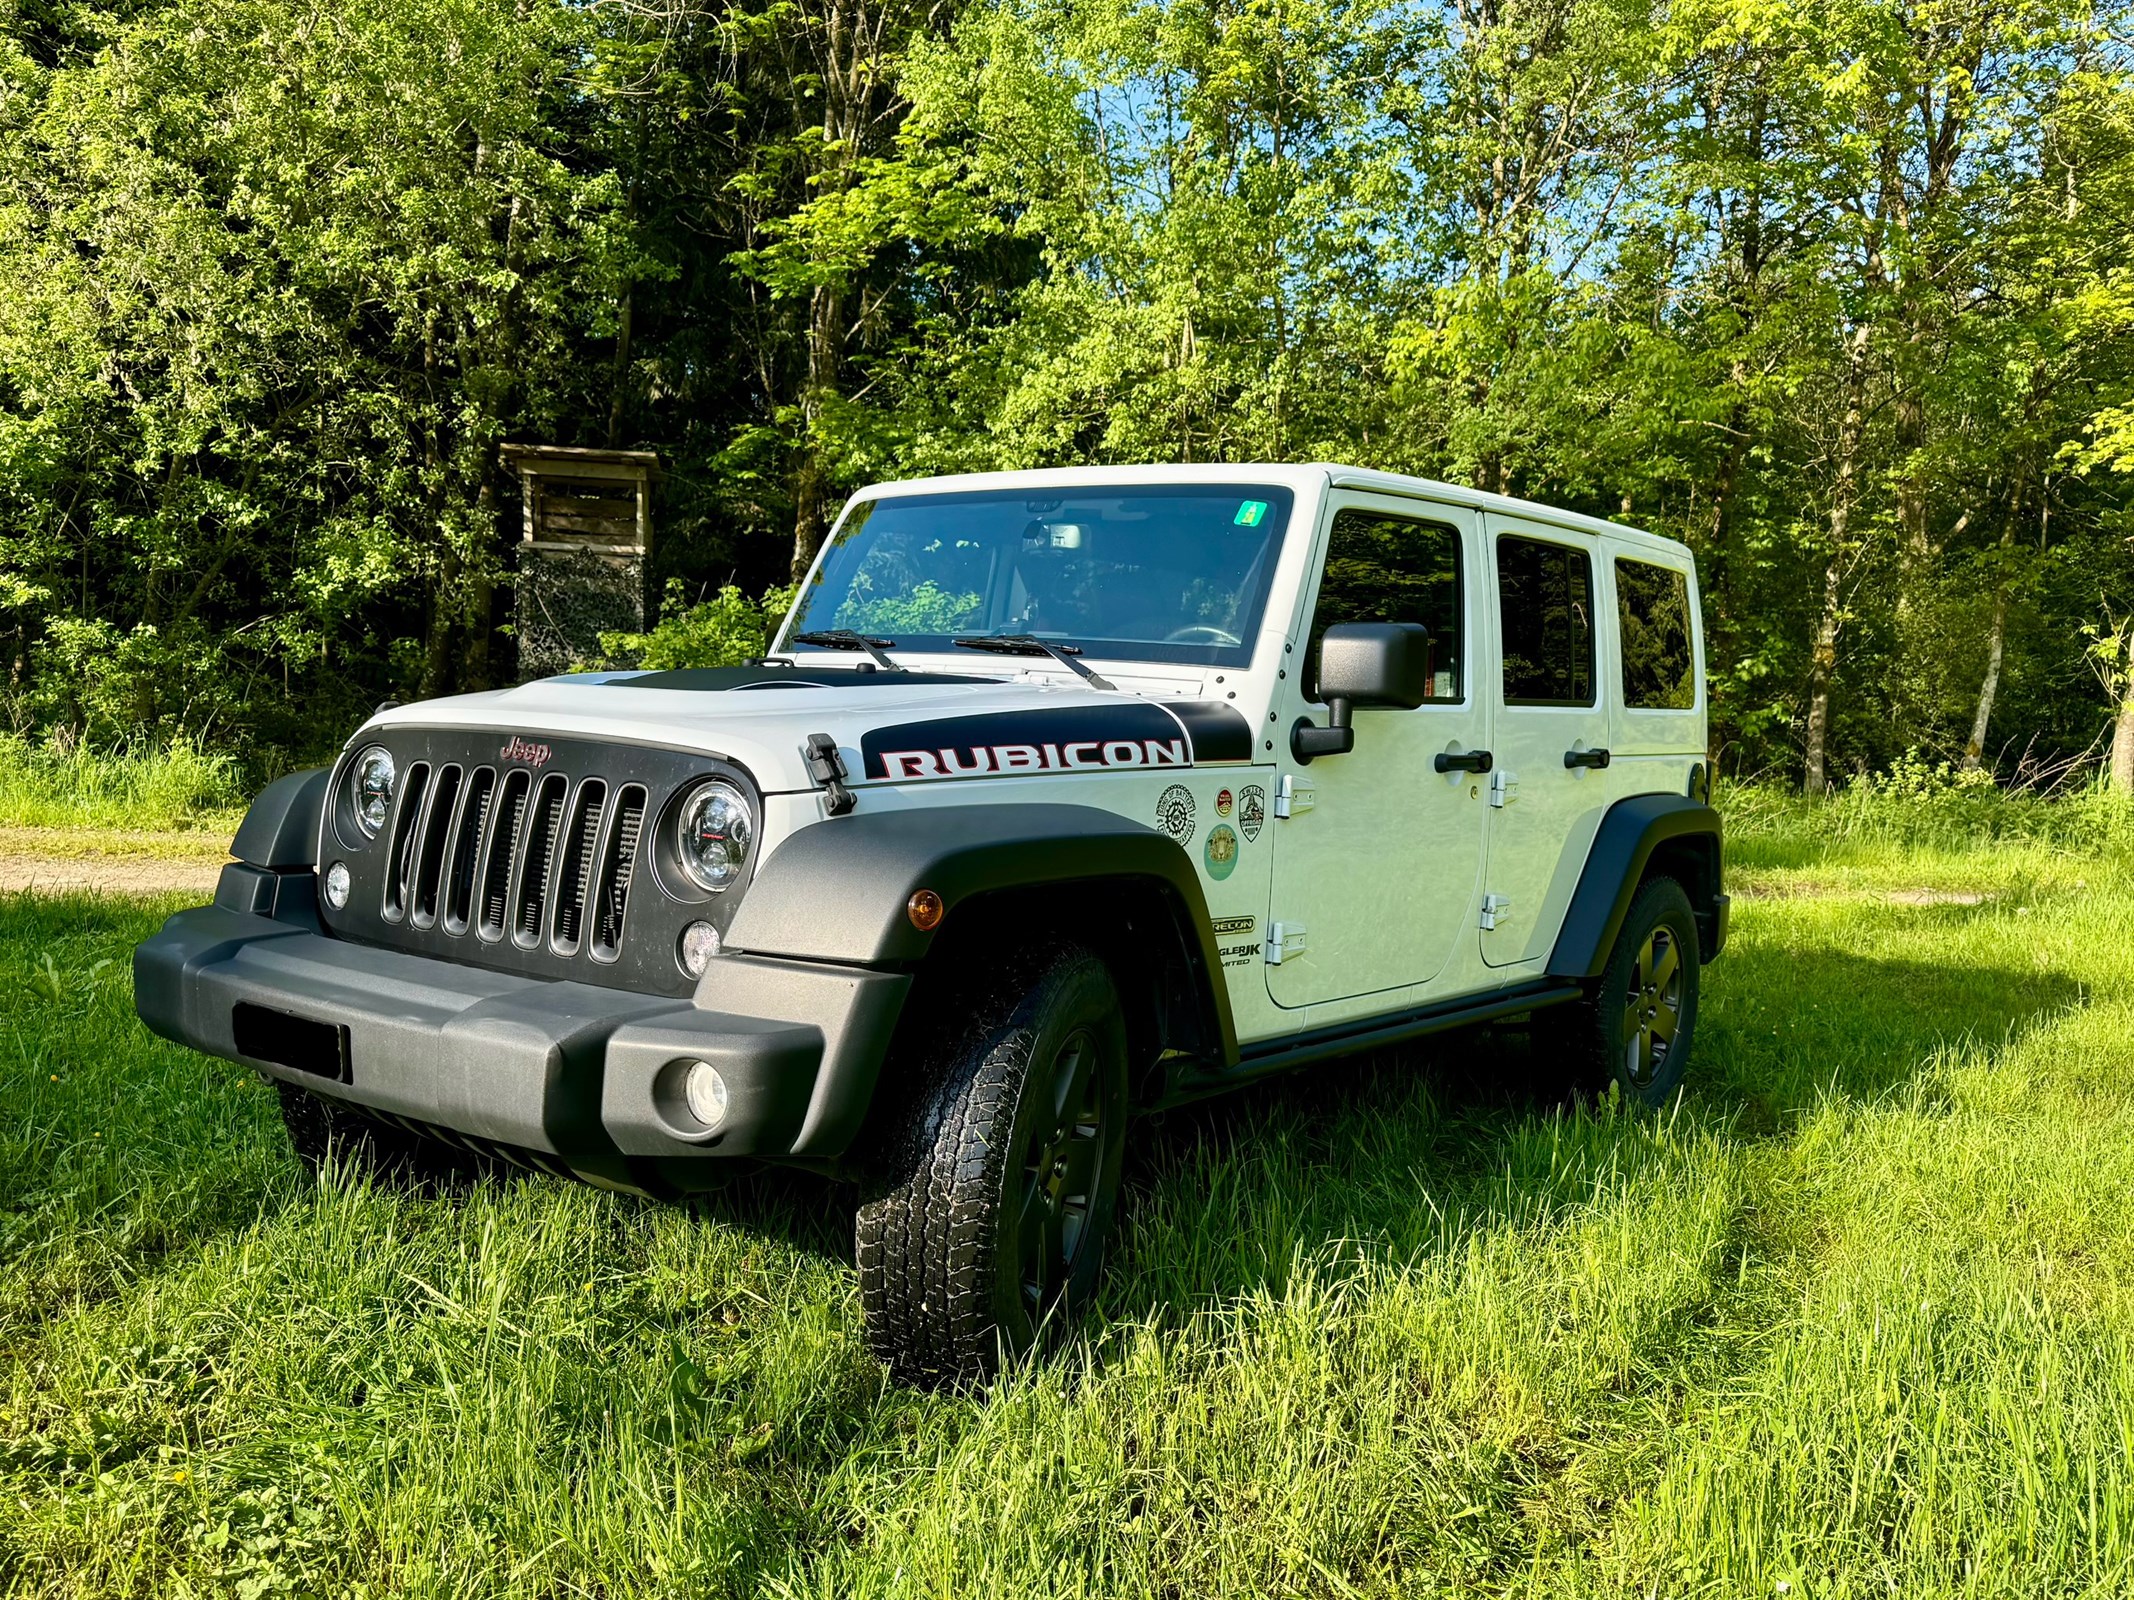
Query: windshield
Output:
[[786, 484, 1296, 669]]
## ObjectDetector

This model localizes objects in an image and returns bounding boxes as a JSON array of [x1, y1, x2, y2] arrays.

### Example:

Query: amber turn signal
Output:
[[906, 888, 945, 931]]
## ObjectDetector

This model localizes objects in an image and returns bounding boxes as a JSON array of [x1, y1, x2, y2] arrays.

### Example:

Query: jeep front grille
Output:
[[322, 731, 748, 996], [380, 762, 649, 967]]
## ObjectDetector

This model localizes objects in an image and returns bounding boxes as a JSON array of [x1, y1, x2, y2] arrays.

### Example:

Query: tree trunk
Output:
[[605, 282, 635, 448], [460, 482, 498, 692], [421, 544, 461, 701], [1802, 555, 1843, 796], [1961, 586, 2006, 772], [2112, 700, 2134, 796], [1961, 507, 2019, 772], [790, 280, 844, 580], [1802, 324, 1871, 794]]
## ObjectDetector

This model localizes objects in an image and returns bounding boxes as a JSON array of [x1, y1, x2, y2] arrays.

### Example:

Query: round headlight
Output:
[[675, 780, 753, 893], [350, 746, 396, 838]]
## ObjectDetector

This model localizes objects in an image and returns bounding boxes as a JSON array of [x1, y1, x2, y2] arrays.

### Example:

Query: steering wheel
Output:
[[1164, 624, 1241, 646]]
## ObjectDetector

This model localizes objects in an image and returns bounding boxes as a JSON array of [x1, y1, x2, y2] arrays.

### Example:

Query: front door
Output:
[[1264, 497, 1491, 1009], [1480, 515, 1615, 968]]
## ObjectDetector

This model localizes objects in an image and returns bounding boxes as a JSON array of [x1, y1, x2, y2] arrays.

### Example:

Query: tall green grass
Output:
[[1724, 757, 2134, 856], [0, 737, 248, 833], [5, 794, 2134, 1594]]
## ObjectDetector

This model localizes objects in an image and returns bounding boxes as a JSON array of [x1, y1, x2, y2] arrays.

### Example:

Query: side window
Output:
[[1496, 534, 1595, 706], [1615, 557, 1696, 709], [1306, 510, 1463, 702]]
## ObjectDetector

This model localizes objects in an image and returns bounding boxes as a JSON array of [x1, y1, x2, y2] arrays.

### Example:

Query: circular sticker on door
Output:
[[1204, 823, 1239, 880], [1156, 784, 1196, 841]]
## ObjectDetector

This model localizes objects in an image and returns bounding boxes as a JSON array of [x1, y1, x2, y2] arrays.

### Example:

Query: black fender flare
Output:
[[232, 767, 330, 869], [724, 802, 1237, 1060], [1547, 795, 1725, 980]]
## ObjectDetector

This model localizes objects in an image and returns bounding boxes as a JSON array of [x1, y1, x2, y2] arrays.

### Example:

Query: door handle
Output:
[[1434, 749, 1494, 774], [1563, 747, 1612, 770]]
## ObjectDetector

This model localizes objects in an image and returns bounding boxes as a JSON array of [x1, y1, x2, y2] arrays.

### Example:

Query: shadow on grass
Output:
[[558, 935, 2090, 1316], [1093, 939, 2082, 1318], [7, 885, 2080, 1356]]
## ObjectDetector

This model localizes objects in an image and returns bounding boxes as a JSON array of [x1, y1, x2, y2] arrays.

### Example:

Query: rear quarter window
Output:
[[1615, 557, 1696, 710]]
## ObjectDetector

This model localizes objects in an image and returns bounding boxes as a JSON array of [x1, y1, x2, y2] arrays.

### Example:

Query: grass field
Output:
[[5, 798, 2133, 1595]]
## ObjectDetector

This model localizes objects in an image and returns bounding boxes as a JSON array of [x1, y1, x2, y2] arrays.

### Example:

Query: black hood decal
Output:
[[606, 666, 999, 691], [861, 703, 1253, 781]]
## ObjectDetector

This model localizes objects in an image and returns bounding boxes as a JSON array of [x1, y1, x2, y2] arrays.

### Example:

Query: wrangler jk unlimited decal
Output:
[[861, 703, 1253, 782]]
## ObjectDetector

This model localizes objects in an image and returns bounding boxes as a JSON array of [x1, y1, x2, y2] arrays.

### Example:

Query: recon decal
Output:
[[1156, 784, 1196, 841], [1215, 788, 1234, 819], [1238, 784, 1266, 842], [1204, 824, 1239, 881], [1213, 916, 1259, 967], [860, 703, 1253, 782]]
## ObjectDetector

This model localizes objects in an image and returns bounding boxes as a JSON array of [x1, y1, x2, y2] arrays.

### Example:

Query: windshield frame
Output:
[[782, 482, 1298, 671]]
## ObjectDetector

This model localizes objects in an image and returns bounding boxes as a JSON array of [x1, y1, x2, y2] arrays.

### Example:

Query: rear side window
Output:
[[1615, 557, 1696, 709], [1496, 535, 1595, 706], [1306, 510, 1463, 702]]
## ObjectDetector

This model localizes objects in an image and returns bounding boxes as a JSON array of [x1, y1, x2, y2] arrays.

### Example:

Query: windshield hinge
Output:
[[804, 733, 856, 816]]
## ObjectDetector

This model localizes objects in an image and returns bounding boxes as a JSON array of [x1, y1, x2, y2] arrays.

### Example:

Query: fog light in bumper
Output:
[[682, 1060, 729, 1131]]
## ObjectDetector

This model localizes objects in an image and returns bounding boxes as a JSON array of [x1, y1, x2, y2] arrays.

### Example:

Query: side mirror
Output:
[[1292, 622, 1432, 762]]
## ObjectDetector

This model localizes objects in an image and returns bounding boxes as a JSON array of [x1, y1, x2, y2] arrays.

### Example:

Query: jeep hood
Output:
[[360, 665, 1256, 793]]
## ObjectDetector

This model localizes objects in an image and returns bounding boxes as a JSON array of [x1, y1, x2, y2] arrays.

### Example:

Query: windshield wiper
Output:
[[792, 630, 904, 672], [952, 633, 1117, 692]]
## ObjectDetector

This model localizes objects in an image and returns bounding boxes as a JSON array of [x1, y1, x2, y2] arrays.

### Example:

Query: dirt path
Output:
[[0, 829, 228, 896]]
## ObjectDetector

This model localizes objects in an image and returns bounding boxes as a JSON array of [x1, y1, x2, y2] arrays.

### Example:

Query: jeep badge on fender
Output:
[[135, 464, 1726, 1388]]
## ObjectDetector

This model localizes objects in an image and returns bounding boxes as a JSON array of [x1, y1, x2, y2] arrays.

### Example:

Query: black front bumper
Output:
[[135, 881, 909, 1191]]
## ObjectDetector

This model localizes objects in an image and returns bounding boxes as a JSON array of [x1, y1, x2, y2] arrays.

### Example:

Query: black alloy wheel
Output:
[[1016, 1026, 1110, 1318], [1620, 920, 1686, 1094], [1542, 874, 1701, 1109]]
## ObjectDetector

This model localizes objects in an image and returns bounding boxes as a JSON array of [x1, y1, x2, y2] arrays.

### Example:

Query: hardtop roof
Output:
[[848, 462, 1692, 562]]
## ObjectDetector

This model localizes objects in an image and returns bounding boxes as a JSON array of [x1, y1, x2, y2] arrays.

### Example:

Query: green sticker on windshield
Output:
[[1234, 500, 1269, 527]]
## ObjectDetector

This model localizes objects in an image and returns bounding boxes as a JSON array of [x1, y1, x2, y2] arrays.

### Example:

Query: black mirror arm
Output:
[[1290, 696, 1355, 763]]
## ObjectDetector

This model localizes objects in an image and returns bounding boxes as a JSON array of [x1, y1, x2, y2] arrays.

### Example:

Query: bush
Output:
[[597, 580, 798, 671]]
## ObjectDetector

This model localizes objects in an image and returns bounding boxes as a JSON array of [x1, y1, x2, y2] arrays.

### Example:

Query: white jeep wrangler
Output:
[[137, 464, 1726, 1383]]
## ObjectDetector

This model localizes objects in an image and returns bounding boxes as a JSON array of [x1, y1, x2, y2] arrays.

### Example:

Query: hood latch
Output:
[[805, 733, 857, 816]]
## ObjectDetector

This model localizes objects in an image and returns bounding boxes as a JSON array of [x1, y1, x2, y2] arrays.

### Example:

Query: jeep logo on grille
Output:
[[499, 736, 552, 767]]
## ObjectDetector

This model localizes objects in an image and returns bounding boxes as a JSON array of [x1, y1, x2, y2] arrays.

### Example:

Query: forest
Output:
[[3, 0, 2133, 789]]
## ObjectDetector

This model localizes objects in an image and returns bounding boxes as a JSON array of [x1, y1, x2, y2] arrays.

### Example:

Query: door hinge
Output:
[[1265, 921, 1308, 963], [1274, 774, 1315, 818], [1489, 769, 1519, 808], [1479, 893, 1512, 931]]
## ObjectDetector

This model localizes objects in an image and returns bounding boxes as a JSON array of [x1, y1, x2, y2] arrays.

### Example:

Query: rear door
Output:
[[1479, 515, 1616, 969], [1263, 495, 1490, 1008]]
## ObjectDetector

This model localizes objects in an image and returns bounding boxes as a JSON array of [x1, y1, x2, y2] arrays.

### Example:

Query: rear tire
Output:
[[276, 1082, 491, 1187], [1542, 875, 1701, 1109], [855, 946, 1129, 1387]]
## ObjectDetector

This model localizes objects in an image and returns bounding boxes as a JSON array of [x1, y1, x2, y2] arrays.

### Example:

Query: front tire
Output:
[[855, 946, 1129, 1387], [1544, 875, 1701, 1108]]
